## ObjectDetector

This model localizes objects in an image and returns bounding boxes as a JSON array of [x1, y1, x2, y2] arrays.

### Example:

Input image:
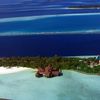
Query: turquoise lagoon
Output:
[[0, 70, 100, 100]]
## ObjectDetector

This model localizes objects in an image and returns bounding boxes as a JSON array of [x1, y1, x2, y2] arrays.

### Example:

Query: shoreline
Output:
[[66, 69, 100, 76], [0, 66, 36, 75], [0, 66, 99, 76]]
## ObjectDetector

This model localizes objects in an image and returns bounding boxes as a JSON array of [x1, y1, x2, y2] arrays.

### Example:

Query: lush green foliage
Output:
[[0, 56, 100, 74]]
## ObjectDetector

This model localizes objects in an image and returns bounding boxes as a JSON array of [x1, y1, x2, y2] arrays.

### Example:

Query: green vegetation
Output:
[[0, 56, 100, 74]]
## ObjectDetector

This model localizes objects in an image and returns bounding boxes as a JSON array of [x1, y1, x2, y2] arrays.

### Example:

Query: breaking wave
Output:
[[0, 13, 100, 23], [0, 29, 100, 36]]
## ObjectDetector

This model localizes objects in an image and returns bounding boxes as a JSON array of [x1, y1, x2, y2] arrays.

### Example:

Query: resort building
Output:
[[36, 64, 62, 78], [96, 55, 100, 65]]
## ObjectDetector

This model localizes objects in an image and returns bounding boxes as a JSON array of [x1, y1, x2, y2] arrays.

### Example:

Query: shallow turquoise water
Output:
[[0, 70, 100, 100]]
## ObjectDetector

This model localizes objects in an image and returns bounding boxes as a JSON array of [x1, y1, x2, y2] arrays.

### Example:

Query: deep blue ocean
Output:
[[0, 13, 100, 57], [0, 0, 100, 18], [0, 14, 100, 33], [0, 34, 100, 57]]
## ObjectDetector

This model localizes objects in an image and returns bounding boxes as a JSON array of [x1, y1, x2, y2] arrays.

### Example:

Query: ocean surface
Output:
[[0, 13, 100, 34], [0, 0, 100, 18], [0, 13, 100, 57], [0, 0, 100, 57], [0, 70, 100, 100]]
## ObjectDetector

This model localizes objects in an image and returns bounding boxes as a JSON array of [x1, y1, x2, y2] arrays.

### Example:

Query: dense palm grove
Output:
[[0, 56, 100, 74]]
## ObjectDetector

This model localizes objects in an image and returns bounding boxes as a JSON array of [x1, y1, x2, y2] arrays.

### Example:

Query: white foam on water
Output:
[[0, 29, 100, 36], [0, 12, 100, 23]]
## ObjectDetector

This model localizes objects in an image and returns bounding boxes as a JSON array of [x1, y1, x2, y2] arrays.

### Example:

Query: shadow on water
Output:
[[0, 98, 12, 100]]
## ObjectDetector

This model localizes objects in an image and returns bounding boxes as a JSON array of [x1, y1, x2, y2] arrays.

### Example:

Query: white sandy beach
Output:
[[0, 66, 33, 75]]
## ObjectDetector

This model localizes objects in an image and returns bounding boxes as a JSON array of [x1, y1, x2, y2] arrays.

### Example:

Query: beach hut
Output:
[[38, 67, 45, 74], [45, 64, 53, 78], [96, 55, 100, 65], [35, 67, 45, 77], [52, 68, 61, 76], [35, 64, 63, 78]]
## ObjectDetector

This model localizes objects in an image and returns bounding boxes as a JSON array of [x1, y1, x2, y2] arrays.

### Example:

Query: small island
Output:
[[0, 55, 100, 75], [0, 56, 100, 100]]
